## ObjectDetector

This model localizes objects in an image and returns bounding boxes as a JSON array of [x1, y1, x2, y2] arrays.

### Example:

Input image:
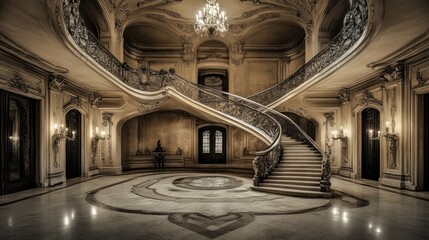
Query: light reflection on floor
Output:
[[0, 172, 428, 239]]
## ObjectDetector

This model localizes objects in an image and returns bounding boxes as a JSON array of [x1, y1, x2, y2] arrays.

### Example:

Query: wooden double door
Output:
[[198, 126, 226, 164], [66, 110, 81, 179], [0, 91, 38, 195]]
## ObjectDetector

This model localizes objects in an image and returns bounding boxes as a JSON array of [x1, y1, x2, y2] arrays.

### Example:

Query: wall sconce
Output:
[[91, 127, 106, 164], [332, 127, 348, 141], [368, 121, 399, 169], [52, 124, 76, 167]]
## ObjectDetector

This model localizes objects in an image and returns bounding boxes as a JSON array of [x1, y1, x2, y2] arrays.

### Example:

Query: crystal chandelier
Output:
[[195, 0, 228, 37]]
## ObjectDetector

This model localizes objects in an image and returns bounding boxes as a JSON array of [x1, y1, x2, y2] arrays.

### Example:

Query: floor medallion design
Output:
[[172, 176, 243, 190]]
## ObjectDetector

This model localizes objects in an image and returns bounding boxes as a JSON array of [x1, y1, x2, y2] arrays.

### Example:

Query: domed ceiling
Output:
[[108, 0, 323, 51]]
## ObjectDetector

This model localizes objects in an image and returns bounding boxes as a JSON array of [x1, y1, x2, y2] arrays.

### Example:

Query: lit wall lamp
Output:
[[52, 123, 76, 167], [332, 126, 348, 142], [368, 121, 399, 168], [91, 127, 106, 164]]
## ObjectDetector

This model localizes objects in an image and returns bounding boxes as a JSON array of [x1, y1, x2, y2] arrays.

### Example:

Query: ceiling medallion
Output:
[[195, 0, 229, 37]]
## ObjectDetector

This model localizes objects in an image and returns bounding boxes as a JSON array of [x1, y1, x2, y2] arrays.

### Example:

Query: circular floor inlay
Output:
[[173, 176, 243, 190]]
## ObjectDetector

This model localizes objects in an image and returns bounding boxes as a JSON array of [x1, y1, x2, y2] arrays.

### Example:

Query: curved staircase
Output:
[[252, 135, 334, 198]]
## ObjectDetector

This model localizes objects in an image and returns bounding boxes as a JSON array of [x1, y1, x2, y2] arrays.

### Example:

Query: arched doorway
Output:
[[361, 108, 380, 180], [282, 112, 316, 140], [198, 126, 226, 164], [66, 109, 81, 179]]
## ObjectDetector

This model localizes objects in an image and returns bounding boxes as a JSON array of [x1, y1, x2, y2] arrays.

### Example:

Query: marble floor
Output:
[[1, 171, 429, 240]]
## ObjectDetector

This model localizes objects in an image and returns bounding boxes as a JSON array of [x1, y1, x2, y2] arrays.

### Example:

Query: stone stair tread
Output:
[[268, 176, 320, 181], [271, 172, 321, 176], [263, 179, 320, 186], [259, 183, 321, 191], [251, 186, 335, 198]]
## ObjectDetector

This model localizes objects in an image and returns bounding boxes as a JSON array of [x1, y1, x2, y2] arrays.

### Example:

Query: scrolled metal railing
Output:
[[60, 0, 371, 191], [247, 0, 369, 106]]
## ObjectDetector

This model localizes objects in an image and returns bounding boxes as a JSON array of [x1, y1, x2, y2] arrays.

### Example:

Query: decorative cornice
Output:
[[89, 92, 102, 106], [338, 88, 351, 104], [380, 64, 404, 83], [48, 73, 65, 91], [0, 33, 68, 74]]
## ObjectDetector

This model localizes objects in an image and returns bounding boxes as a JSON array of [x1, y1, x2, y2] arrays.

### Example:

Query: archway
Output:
[[361, 108, 380, 180], [66, 109, 82, 179]]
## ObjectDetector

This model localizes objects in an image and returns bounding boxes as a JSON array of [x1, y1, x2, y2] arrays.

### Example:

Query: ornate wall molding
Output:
[[48, 73, 65, 91], [89, 92, 102, 106], [380, 64, 404, 83], [138, 99, 167, 113], [231, 38, 244, 65], [338, 88, 351, 104], [8, 75, 29, 93], [180, 35, 194, 65], [324, 112, 335, 127], [356, 90, 382, 108], [102, 112, 113, 127], [63, 96, 81, 110]]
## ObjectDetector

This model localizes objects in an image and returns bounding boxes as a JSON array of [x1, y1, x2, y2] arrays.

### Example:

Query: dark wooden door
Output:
[[66, 110, 81, 179], [1, 91, 38, 195], [362, 108, 380, 180], [198, 126, 226, 164], [424, 94, 429, 190]]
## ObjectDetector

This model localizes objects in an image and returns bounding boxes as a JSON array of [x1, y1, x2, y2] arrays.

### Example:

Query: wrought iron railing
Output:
[[247, 0, 369, 106], [61, 0, 371, 191]]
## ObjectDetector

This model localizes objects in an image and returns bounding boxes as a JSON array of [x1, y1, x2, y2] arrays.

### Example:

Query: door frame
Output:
[[65, 109, 82, 179], [352, 102, 384, 180], [0, 90, 38, 195], [197, 125, 227, 164]]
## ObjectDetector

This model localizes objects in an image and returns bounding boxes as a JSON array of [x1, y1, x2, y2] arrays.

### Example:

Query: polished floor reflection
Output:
[[1, 172, 429, 239]]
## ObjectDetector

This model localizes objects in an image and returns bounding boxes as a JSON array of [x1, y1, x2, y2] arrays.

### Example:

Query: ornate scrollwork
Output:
[[138, 98, 168, 113], [89, 92, 102, 106], [102, 112, 113, 127], [63, 96, 81, 110], [48, 73, 65, 91], [9, 75, 28, 93], [357, 90, 382, 107], [248, 0, 370, 105], [324, 112, 335, 127], [380, 64, 404, 83], [338, 88, 351, 104]]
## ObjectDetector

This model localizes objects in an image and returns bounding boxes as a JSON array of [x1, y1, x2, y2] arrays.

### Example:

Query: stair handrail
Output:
[[248, 0, 369, 106], [187, 84, 331, 191]]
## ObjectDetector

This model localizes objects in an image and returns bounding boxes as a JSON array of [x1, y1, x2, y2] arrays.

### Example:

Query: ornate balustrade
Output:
[[248, 0, 369, 105], [60, 0, 372, 191]]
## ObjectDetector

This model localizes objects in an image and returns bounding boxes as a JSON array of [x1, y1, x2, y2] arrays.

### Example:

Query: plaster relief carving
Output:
[[323, 112, 335, 127], [89, 92, 102, 106], [9, 75, 28, 93], [231, 38, 244, 65], [338, 88, 351, 104], [181, 35, 194, 64], [63, 96, 81, 110], [138, 99, 167, 113], [380, 64, 404, 83], [356, 90, 382, 108], [102, 112, 114, 127], [48, 73, 65, 91]]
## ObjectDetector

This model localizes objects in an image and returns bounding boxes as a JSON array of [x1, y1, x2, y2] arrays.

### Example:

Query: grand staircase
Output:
[[252, 135, 334, 198]]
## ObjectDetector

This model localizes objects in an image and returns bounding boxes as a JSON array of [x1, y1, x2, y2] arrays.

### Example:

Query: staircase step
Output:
[[251, 186, 335, 198], [268, 175, 321, 181], [280, 161, 321, 165], [263, 179, 320, 186], [271, 172, 321, 176], [275, 168, 321, 174], [282, 157, 321, 160], [259, 183, 321, 191], [277, 164, 321, 168]]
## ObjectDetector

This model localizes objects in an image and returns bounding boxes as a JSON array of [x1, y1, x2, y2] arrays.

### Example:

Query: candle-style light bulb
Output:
[[95, 127, 99, 134], [101, 131, 106, 138], [369, 129, 373, 138], [72, 131, 76, 139], [344, 130, 348, 137], [377, 130, 381, 138]]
